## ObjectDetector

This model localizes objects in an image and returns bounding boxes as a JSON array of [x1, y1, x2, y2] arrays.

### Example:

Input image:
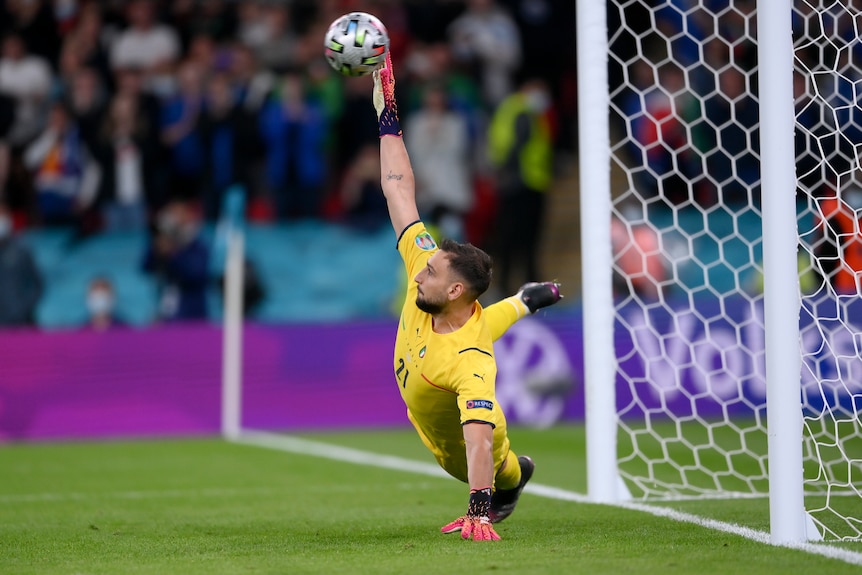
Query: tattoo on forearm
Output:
[[386, 171, 403, 181]]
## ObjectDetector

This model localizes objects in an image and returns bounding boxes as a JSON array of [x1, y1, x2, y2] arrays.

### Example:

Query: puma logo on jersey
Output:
[[473, 373, 485, 383]]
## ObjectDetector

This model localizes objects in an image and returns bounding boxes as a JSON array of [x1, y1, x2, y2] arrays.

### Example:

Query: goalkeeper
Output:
[[373, 52, 562, 542]]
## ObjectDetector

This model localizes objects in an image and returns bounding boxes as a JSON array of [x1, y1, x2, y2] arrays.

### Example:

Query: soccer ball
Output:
[[323, 12, 389, 77]]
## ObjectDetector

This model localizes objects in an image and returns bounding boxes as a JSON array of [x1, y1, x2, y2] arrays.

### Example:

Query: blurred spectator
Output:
[[95, 93, 154, 231], [0, 32, 52, 147], [65, 67, 106, 152], [339, 143, 388, 232], [236, 0, 272, 52], [225, 42, 270, 205], [199, 72, 245, 221], [113, 65, 166, 208], [142, 200, 209, 322], [56, 32, 86, 99], [23, 100, 101, 226], [697, 67, 760, 207], [403, 42, 484, 153], [404, 1, 464, 44], [82, 275, 126, 331], [0, 84, 11, 205], [186, 33, 229, 78], [2, 0, 60, 68], [448, 0, 522, 109], [405, 83, 473, 241], [622, 60, 697, 204], [334, 75, 379, 180], [159, 60, 205, 203], [611, 201, 668, 300], [505, 0, 576, 84], [0, 201, 43, 327], [61, 4, 112, 90], [196, 1, 237, 42], [258, 70, 328, 220], [304, 50, 345, 174], [228, 42, 273, 114], [815, 183, 862, 296], [53, 0, 80, 35], [0, 137, 9, 196], [110, 0, 180, 96], [487, 77, 554, 294], [169, 0, 236, 46], [252, 3, 299, 73], [114, 65, 162, 146]]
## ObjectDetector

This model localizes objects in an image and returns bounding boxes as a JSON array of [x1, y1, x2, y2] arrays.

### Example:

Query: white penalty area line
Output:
[[234, 430, 862, 567]]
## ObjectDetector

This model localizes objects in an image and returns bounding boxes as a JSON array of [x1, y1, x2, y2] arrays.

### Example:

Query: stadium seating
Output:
[[22, 221, 402, 329], [648, 205, 763, 297], [21, 206, 771, 328]]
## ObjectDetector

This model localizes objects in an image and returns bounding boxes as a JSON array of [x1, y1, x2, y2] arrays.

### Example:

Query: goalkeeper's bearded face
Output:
[[414, 252, 455, 315]]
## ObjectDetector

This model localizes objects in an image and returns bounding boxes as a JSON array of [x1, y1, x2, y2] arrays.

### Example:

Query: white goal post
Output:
[[579, 0, 862, 544]]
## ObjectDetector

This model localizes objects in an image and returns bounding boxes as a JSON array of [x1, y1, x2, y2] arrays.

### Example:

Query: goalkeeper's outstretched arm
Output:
[[373, 54, 419, 238], [484, 282, 564, 341]]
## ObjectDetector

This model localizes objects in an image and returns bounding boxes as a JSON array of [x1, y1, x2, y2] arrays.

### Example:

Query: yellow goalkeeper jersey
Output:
[[394, 221, 522, 482]]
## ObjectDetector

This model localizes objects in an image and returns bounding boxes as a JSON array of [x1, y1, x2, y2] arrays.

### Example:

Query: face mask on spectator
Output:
[[87, 290, 114, 316], [0, 215, 12, 239]]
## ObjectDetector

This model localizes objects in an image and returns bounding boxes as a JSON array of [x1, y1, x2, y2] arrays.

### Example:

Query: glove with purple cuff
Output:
[[372, 52, 401, 137], [518, 282, 563, 314], [440, 487, 501, 541]]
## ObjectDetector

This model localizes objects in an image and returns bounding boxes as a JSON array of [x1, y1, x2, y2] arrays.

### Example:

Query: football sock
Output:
[[494, 449, 523, 491]]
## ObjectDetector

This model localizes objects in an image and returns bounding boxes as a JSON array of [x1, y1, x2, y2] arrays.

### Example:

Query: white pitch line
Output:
[[237, 430, 451, 479], [234, 430, 862, 567]]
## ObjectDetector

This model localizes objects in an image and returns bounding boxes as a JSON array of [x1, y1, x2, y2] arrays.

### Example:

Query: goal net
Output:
[[585, 0, 862, 541]]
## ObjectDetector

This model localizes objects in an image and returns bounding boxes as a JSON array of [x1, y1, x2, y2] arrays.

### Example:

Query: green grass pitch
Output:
[[1, 425, 860, 574]]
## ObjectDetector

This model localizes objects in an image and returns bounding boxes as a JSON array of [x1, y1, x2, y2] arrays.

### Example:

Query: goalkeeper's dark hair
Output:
[[438, 238, 493, 300]]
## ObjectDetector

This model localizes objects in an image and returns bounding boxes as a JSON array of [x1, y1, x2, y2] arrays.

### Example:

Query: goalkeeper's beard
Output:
[[416, 293, 446, 315]]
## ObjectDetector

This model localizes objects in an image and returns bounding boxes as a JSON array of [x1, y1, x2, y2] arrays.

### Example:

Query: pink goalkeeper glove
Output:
[[440, 487, 501, 541], [372, 52, 401, 137], [441, 515, 501, 541]]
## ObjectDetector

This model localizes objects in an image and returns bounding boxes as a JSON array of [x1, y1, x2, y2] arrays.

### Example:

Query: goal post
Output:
[[757, 0, 807, 545], [578, 0, 861, 543], [577, 0, 627, 505]]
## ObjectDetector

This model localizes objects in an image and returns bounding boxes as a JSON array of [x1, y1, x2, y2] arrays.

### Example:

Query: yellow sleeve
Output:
[[396, 221, 438, 279], [484, 295, 529, 342], [453, 352, 502, 426]]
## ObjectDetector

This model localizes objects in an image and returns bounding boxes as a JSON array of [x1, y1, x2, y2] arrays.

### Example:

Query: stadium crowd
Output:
[[0, 0, 576, 327]]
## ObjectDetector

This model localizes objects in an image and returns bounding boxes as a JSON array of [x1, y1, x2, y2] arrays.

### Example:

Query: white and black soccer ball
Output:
[[323, 12, 389, 77]]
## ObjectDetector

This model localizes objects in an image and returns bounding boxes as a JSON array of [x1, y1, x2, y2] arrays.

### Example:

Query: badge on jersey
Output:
[[415, 232, 437, 251], [466, 399, 494, 410], [419, 346, 426, 358]]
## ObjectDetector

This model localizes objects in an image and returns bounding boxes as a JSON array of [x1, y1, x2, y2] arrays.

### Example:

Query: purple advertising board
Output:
[[0, 314, 583, 442], [2, 296, 859, 442]]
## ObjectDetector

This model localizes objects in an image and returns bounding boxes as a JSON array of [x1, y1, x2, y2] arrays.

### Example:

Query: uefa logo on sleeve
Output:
[[415, 232, 437, 251]]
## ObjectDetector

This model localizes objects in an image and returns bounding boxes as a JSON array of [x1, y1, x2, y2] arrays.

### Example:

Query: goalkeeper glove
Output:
[[372, 52, 401, 137], [518, 282, 563, 314], [440, 487, 501, 541]]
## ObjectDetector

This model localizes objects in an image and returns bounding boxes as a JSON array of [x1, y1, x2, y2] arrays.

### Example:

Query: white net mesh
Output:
[[794, 0, 862, 541], [606, 0, 862, 540]]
